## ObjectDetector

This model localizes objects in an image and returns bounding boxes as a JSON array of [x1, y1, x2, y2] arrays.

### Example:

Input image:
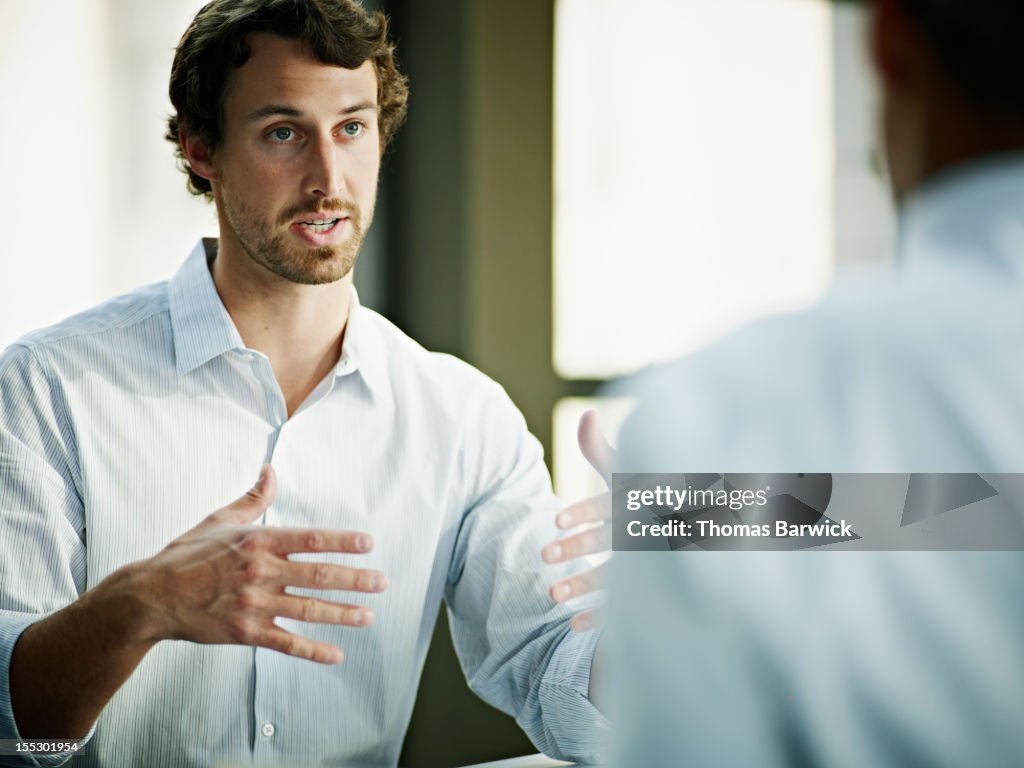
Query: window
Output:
[[0, 1, 218, 349], [552, 0, 893, 497]]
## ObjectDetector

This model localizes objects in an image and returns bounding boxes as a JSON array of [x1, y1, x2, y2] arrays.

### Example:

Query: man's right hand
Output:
[[11, 464, 385, 743], [115, 464, 386, 664]]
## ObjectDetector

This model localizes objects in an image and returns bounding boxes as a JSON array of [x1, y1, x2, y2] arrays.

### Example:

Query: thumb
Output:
[[209, 464, 277, 526], [578, 410, 615, 488]]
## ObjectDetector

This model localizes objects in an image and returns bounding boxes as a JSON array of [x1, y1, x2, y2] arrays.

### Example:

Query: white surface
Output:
[[459, 754, 573, 767]]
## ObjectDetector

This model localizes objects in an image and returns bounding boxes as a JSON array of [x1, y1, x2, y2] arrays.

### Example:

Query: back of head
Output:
[[902, 0, 1024, 115], [841, 0, 1024, 116], [165, 0, 409, 200]]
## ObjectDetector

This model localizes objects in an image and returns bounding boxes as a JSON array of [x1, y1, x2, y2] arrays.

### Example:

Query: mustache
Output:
[[278, 199, 359, 225]]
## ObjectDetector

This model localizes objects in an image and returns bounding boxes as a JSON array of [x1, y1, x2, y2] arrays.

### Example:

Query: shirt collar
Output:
[[898, 152, 1024, 274], [168, 239, 389, 398], [168, 239, 246, 374], [336, 286, 390, 399]]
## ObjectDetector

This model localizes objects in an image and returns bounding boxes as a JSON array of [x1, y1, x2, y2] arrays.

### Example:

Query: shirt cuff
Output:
[[0, 616, 94, 768], [537, 626, 610, 764]]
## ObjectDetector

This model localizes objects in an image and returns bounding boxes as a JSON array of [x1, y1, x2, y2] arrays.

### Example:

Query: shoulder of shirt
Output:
[[6, 281, 170, 354], [623, 283, 873, 406], [615, 262, 993, 467], [625, 259, 999, 409], [353, 303, 511, 404]]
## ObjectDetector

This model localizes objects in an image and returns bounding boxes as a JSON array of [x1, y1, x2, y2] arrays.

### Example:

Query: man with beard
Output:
[[0, 2, 605, 766]]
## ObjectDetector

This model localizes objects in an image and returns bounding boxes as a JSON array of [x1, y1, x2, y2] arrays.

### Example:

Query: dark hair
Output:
[[839, 0, 1024, 116], [901, 0, 1024, 115], [165, 0, 409, 199]]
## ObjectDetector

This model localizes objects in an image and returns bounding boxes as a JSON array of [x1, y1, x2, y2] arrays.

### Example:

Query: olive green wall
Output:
[[383, 2, 564, 766]]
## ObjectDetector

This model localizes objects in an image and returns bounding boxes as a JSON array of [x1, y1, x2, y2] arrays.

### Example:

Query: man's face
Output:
[[210, 33, 381, 285]]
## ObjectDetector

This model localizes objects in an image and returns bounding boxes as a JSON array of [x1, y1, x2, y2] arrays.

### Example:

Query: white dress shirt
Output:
[[610, 156, 1024, 766], [0, 240, 605, 767]]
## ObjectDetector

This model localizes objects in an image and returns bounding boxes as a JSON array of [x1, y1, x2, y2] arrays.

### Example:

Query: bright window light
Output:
[[554, 0, 835, 378], [0, 3, 106, 347], [0, 1, 216, 351]]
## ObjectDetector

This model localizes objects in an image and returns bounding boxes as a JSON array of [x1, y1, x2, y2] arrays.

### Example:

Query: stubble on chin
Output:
[[257, 228, 363, 285], [219, 186, 367, 285]]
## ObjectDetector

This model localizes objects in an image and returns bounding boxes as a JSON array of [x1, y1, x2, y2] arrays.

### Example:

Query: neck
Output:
[[926, 125, 1024, 186], [902, 85, 1024, 200], [211, 236, 352, 416]]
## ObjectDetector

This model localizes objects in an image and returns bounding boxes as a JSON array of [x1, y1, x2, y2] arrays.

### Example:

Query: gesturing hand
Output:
[[541, 410, 615, 631], [127, 465, 386, 664]]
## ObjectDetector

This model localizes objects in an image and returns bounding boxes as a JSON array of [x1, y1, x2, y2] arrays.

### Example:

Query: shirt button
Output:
[[261, 722, 275, 738]]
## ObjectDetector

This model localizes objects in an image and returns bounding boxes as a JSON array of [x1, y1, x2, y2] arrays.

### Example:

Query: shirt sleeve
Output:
[[444, 380, 609, 764], [0, 343, 91, 767]]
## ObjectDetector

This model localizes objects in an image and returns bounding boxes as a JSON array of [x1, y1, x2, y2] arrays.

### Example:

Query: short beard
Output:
[[250, 223, 363, 286], [219, 180, 368, 286]]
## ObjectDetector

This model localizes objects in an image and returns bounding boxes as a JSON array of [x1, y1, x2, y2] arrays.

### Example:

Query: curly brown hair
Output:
[[166, 0, 409, 200]]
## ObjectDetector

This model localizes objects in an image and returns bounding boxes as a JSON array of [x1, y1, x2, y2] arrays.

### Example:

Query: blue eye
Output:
[[342, 122, 364, 137], [269, 127, 295, 142]]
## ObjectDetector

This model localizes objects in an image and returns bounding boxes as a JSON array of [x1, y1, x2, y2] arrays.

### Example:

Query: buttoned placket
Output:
[[245, 348, 354, 760]]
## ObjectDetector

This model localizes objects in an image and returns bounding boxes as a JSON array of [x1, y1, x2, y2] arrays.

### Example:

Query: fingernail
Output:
[[356, 534, 372, 552], [574, 616, 592, 632], [543, 544, 562, 563], [552, 583, 571, 601], [556, 513, 571, 529], [354, 609, 373, 626]]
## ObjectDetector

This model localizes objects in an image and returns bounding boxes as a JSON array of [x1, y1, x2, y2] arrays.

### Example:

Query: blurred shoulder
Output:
[[614, 261, 1015, 471]]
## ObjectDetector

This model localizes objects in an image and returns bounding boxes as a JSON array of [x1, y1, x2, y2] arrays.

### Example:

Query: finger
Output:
[[281, 561, 388, 593], [270, 594, 375, 628], [571, 607, 602, 633], [556, 492, 611, 530], [266, 528, 375, 556], [206, 465, 278, 527], [542, 525, 611, 563], [577, 410, 616, 487], [549, 563, 605, 603], [254, 625, 344, 664]]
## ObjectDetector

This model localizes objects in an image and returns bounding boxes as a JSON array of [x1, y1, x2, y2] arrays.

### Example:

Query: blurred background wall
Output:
[[0, 0, 892, 765]]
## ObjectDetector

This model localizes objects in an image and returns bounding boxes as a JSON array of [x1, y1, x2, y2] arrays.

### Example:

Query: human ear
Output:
[[179, 128, 218, 184], [869, 0, 926, 91]]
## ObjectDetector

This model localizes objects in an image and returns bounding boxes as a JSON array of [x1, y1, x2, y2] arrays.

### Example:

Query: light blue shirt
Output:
[[610, 156, 1024, 766], [0, 240, 605, 767]]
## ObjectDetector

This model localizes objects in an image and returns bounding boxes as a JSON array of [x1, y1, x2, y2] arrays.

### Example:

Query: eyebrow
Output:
[[243, 101, 378, 123]]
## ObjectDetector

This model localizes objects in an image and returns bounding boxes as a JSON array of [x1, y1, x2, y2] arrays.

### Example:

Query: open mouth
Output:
[[300, 218, 342, 233]]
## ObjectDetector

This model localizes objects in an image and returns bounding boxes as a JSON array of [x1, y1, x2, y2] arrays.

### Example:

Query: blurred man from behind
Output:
[[610, 0, 1024, 765]]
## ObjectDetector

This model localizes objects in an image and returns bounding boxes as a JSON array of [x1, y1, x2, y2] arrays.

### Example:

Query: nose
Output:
[[302, 134, 345, 198]]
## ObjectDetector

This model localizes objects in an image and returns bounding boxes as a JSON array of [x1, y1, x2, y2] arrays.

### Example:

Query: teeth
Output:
[[302, 218, 339, 233]]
